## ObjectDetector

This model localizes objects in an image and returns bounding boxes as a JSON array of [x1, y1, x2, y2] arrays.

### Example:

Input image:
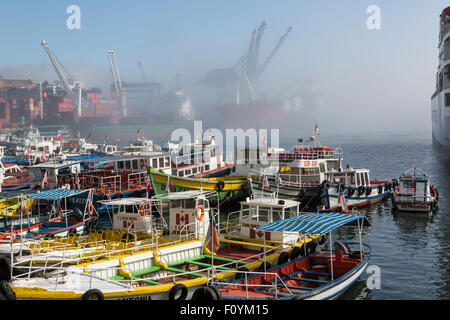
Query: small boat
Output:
[[1, 163, 30, 191], [319, 167, 394, 211], [149, 171, 251, 202], [392, 167, 438, 212], [204, 212, 370, 300], [0, 188, 97, 256], [0, 196, 36, 219]]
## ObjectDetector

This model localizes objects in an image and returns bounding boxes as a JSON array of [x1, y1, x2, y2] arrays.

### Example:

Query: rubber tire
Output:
[[318, 235, 327, 245], [216, 181, 225, 192], [191, 286, 217, 300], [81, 289, 104, 300], [277, 251, 290, 265], [378, 185, 383, 195], [307, 241, 317, 254], [169, 283, 188, 300], [257, 262, 271, 272], [0, 257, 12, 282], [290, 246, 302, 260], [365, 187, 371, 196], [0, 281, 16, 300], [235, 266, 249, 280], [322, 180, 331, 190], [207, 285, 222, 300]]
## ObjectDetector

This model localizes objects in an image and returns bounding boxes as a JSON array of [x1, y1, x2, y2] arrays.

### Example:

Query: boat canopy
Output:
[[256, 212, 368, 234], [151, 190, 219, 201], [27, 188, 90, 200], [98, 197, 152, 206]]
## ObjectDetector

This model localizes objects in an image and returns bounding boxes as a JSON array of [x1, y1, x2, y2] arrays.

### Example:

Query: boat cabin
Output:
[[29, 160, 82, 190], [397, 173, 432, 203], [98, 198, 168, 236], [324, 168, 371, 187], [226, 193, 301, 247], [95, 144, 120, 155], [152, 190, 219, 240]]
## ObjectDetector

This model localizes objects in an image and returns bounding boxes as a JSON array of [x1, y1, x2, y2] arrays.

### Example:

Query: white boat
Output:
[[392, 167, 438, 212]]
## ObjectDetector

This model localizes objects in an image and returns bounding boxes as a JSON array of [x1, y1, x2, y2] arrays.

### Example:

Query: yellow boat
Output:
[[0, 196, 36, 218], [150, 171, 251, 202]]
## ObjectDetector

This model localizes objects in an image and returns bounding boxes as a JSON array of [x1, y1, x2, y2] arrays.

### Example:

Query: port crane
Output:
[[108, 50, 127, 117], [41, 40, 82, 116]]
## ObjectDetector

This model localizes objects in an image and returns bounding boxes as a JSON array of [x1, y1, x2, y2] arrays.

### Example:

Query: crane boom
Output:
[[258, 26, 292, 77], [108, 50, 127, 117], [41, 40, 81, 115], [138, 62, 148, 83]]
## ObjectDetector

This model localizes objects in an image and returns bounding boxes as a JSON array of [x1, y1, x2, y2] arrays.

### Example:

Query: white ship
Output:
[[432, 7, 450, 157]]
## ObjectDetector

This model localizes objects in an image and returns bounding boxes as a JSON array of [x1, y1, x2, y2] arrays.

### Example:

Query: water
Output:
[[281, 133, 449, 300]]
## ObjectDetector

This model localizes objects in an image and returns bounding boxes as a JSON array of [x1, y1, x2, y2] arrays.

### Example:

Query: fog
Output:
[[0, 1, 444, 140]]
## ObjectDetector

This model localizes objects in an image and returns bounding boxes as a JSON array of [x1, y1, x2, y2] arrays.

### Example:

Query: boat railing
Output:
[[272, 174, 321, 188], [174, 150, 210, 167], [208, 269, 293, 299]]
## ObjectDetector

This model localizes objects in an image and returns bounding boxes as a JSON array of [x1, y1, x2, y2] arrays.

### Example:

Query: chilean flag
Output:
[[24, 148, 30, 157], [41, 171, 48, 189], [315, 123, 320, 136], [86, 132, 92, 140], [146, 178, 152, 192], [55, 132, 63, 140]]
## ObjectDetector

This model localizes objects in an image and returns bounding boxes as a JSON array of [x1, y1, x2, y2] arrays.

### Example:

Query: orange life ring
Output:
[[196, 205, 205, 221], [139, 203, 151, 216], [88, 202, 94, 216]]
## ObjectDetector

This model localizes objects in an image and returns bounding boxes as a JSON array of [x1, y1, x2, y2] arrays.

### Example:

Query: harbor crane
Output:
[[108, 50, 127, 117], [138, 61, 148, 83], [41, 40, 82, 116]]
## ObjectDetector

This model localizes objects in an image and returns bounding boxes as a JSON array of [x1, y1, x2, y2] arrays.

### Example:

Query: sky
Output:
[[0, 0, 448, 138]]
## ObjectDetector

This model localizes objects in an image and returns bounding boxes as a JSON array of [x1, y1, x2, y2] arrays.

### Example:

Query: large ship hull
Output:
[[431, 90, 450, 160]]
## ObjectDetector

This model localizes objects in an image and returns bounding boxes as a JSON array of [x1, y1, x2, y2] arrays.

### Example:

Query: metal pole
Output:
[[329, 231, 334, 282]]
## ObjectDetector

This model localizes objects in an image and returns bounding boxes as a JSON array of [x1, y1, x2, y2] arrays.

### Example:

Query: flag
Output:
[[20, 199, 27, 213], [86, 132, 92, 140], [146, 178, 152, 192], [43, 149, 49, 156], [261, 176, 269, 190], [41, 171, 48, 189], [105, 135, 109, 141], [338, 188, 348, 213], [115, 138, 120, 143], [24, 148, 30, 157], [165, 176, 172, 193], [137, 128, 142, 134], [55, 132, 63, 140], [315, 123, 320, 136], [205, 214, 220, 253], [107, 190, 112, 201]]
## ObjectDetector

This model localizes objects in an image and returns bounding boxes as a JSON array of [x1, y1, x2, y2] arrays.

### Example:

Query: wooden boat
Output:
[[392, 167, 438, 212], [149, 171, 251, 202], [0, 196, 36, 218], [319, 168, 393, 211], [201, 213, 370, 300], [3, 191, 320, 300], [1, 164, 30, 191], [0, 189, 96, 256]]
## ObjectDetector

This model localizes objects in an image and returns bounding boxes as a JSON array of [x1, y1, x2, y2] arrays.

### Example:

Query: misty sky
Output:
[[0, 0, 448, 137]]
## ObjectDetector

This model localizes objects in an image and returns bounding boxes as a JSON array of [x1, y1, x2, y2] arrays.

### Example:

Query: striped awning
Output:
[[255, 212, 367, 234], [28, 189, 89, 200]]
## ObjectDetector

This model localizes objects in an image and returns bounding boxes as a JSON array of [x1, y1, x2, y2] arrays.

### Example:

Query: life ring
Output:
[[139, 202, 151, 216], [88, 202, 94, 216], [216, 181, 225, 191], [81, 289, 104, 300], [321, 180, 331, 190], [365, 187, 371, 196], [169, 283, 188, 300], [337, 184, 345, 193], [348, 187, 356, 197], [196, 205, 205, 221]]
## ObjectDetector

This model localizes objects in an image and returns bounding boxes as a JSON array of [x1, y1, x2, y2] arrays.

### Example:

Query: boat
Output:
[[207, 212, 370, 300], [0, 196, 36, 219], [392, 167, 438, 212], [432, 6, 450, 159], [248, 135, 343, 208], [3, 190, 319, 300], [163, 135, 235, 179], [0, 188, 96, 256], [1, 163, 30, 191], [319, 166, 394, 211], [149, 171, 251, 202]]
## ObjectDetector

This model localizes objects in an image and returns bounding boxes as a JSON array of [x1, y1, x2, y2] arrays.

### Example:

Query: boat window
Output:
[[364, 172, 369, 186], [165, 157, 170, 167], [140, 159, 146, 170], [285, 207, 297, 219], [403, 181, 413, 189], [319, 163, 325, 173], [117, 161, 124, 169], [171, 200, 183, 208], [205, 165, 210, 171], [125, 161, 131, 170], [185, 199, 195, 209], [356, 173, 361, 186], [258, 208, 270, 222], [192, 167, 198, 174], [152, 158, 158, 168], [132, 160, 138, 170], [186, 169, 191, 176], [446, 93, 450, 107], [272, 208, 283, 221], [179, 171, 184, 177], [159, 158, 164, 168]]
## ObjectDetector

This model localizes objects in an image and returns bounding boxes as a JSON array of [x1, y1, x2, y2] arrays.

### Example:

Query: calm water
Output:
[[280, 133, 449, 300]]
